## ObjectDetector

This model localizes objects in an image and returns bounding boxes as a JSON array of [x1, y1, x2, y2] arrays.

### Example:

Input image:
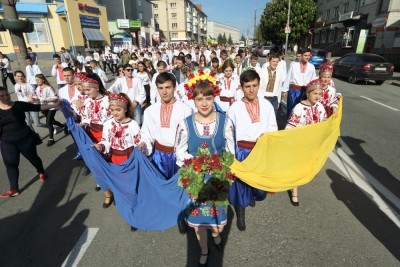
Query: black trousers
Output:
[[1, 135, 44, 190], [2, 73, 16, 89], [43, 110, 64, 139]]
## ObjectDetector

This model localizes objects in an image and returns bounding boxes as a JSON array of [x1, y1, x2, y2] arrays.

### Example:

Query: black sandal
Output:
[[103, 195, 114, 208], [212, 234, 223, 251], [198, 250, 209, 267]]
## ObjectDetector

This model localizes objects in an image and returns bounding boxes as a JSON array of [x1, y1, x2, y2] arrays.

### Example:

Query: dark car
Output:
[[309, 48, 328, 68], [333, 53, 394, 85]]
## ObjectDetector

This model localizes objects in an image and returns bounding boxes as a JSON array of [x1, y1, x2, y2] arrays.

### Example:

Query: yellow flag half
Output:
[[230, 99, 343, 192]]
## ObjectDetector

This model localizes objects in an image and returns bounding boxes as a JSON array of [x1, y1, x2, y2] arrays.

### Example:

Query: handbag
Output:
[[31, 128, 43, 145]]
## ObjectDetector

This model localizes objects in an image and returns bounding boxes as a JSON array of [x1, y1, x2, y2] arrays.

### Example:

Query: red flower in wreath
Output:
[[190, 208, 200, 216]]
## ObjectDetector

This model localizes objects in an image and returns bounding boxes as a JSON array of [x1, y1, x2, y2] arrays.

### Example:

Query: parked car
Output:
[[333, 53, 394, 85], [250, 45, 259, 53], [309, 48, 328, 68], [258, 46, 273, 57]]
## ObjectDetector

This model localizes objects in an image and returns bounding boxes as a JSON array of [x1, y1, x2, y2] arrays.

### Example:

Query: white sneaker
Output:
[[53, 128, 57, 135]]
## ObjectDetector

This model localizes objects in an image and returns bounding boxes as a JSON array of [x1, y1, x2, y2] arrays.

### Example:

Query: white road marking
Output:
[[360, 96, 399, 111], [329, 148, 400, 228], [62, 228, 99, 267]]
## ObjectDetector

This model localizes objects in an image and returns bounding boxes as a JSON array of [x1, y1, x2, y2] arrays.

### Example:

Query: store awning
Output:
[[82, 28, 106, 41], [56, 5, 66, 14], [0, 2, 48, 14]]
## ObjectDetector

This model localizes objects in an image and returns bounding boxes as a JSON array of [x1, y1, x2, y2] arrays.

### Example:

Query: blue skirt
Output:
[[187, 202, 228, 229], [228, 147, 267, 207], [152, 149, 179, 180], [286, 87, 304, 119]]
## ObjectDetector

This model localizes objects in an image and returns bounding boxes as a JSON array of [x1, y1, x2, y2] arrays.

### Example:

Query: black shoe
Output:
[[103, 195, 114, 208], [130, 226, 138, 232], [249, 200, 256, 207], [82, 166, 91, 176], [95, 185, 101, 192], [234, 206, 246, 231], [178, 218, 187, 234], [63, 125, 69, 135], [212, 234, 223, 251], [198, 250, 209, 267], [287, 190, 299, 207], [46, 139, 55, 147]]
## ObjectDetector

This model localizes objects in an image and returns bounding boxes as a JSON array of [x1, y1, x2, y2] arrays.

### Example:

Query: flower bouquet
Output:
[[178, 142, 235, 206]]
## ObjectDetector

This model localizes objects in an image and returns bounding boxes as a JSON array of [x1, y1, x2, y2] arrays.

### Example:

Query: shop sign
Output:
[[339, 11, 353, 22], [117, 19, 130, 29], [129, 20, 141, 28], [372, 17, 387, 28], [78, 3, 101, 14], [80, 15, 100, 28]]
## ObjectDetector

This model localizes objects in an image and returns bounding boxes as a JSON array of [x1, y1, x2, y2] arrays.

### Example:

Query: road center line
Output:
[[329, 148, 400, 228], [62, 228, 99, 267], [360, 96, 399, 111]]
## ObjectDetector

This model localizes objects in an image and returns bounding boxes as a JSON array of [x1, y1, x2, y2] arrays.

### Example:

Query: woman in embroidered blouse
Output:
[[14, 71, 43, 127], [175, 82, 234, 267], [135, 61, 152, 111], [93, 93, 141, 208], [215, 60, 241, 112], [34, 74, 65, 147], [286, 79, 327, 206], [318, 63, 340, 117], [199, 54, 207, 68]]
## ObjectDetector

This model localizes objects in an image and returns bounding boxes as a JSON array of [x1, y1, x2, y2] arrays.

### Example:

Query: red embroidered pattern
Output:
[[68, 85, 75, 100], [244, 99, 260, 123], [225, 77, 231, 90], [160, 103, 174, 128]]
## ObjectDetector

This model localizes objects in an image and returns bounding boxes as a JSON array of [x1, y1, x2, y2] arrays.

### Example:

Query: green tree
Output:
[[240, 34, 246, 42], [259, 0, 316, 44], [222, 33, 227, 44], [228, 34, 233, 45], [217, 33, 223, 44]]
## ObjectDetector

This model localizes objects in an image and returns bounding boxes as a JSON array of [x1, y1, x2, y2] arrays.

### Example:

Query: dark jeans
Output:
[[0, 135, 44, 190], [43, 110, 64, 139], [2, 72, 16, 89], [264, 96, 279, 116]]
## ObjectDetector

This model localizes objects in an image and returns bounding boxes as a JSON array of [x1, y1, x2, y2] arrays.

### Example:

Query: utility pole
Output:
[[253, 7, 257, 43], [165, 0, 170, 43], [284, 0, 291, 58]]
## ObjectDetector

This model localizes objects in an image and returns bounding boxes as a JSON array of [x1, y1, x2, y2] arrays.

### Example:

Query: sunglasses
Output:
[[125, 69, 133, 72]]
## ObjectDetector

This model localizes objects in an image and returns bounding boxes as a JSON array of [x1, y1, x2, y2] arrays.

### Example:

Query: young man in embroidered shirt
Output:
[[227, 69, 278, 231], [139, 72, 192, 180]]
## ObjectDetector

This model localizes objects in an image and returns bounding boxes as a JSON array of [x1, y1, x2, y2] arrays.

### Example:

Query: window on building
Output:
[[333, 6, 339, 20], [329, 30, 335, 42], [344, 2, 349, 13], [314, 32, 320, 44], [321, 31, 327, 44], [325, 9, 330, 21], [354, 0, 360, 12], [155, 23, 160, 30], [154, 14, 159, 19], [170, 2, 176, 8], [171, 32, 178, 39], [172, 13, 177, 18], [172, 23, 177, 29], [138, 0, 142, 7], [153, 3, 158, 9], [26, 18, 49, 44], [139, 12, 143, 20]]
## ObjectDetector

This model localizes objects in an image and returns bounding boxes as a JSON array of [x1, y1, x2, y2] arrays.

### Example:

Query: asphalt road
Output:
[[0, 59, 399, 266]]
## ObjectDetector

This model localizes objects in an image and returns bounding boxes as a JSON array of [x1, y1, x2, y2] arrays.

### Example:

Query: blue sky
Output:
[[195, 0, 271, 36]]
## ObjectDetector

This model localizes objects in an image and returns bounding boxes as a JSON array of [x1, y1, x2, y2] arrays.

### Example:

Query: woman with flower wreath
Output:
[[175, 68, 235, 266]]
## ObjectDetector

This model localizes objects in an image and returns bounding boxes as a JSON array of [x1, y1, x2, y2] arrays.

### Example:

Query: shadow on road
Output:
[[185, 206, 234, 267], [327, 169, 400, 261], [338, 136, 400, 200], [0, 144, 89, 266]]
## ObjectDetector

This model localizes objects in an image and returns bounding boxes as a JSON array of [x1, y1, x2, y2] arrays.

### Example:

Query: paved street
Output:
[[0, 59, 399, 266]]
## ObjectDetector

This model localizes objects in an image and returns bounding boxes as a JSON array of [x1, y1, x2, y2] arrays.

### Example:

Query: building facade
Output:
[[98, 0, 155, 48], [0, 0, 110, 58], [207, 21, 240, 44], [312, 0, 400, 61], [150, 0, 207, 44]]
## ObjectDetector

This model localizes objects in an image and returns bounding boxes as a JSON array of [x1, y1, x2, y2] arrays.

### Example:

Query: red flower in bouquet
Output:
[[193, 161, 202, 172], [190, 208, 200, 217], [201, 142, 208, 148], [209, 206, 219, 216]]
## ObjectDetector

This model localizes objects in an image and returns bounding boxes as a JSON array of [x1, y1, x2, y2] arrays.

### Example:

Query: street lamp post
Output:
[[284, 0, 291, 58]]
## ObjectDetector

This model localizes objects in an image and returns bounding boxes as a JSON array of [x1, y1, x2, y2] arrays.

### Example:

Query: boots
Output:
[[234, 206, 246, 231]]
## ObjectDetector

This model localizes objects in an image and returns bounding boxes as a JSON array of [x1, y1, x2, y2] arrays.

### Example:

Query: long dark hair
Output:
[[35, 74, 51, 87], [86, 73, 108, 96]]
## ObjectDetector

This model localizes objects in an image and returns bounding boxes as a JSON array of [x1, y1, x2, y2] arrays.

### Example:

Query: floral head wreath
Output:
[[74, 73, 87, 81], [109, 93, 129, 107], [306, 78, 323, 93], [319, 62, 334, 76], [80, 76, 99, 87], [184, 67, 220, 100]]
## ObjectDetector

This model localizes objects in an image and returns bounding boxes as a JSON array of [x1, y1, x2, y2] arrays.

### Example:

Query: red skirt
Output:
[[110, 147, 134, 164], [87, 123, 103, 143]]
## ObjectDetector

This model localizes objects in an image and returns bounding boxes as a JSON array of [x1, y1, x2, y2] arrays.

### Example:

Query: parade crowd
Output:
[[0, 43, 340, 266]]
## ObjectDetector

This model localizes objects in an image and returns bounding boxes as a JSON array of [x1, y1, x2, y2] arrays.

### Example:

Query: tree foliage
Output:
[[222, 33, 227, 44], [217, 33, 223, 44], [259, 0, 316, 44], [228, 34, 233, 44], [240, 34, 246, 42]]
